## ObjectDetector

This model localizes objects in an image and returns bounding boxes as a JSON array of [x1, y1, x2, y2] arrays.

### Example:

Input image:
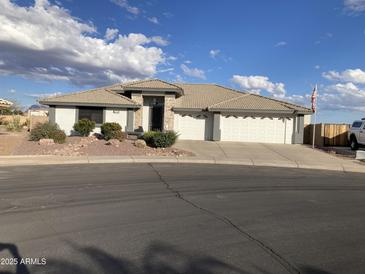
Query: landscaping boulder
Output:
[[134, 139, 147, 148], [39, 138, 54, 146], [105, 139, 120, 147]]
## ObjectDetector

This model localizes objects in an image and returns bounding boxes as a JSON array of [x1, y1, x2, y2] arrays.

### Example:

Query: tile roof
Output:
[[39, 88, 139, 107], [173, 84, 242, 109], [39, 79, 311, 113], [110, 79, 183, 93], [174, 83, 311, 113]]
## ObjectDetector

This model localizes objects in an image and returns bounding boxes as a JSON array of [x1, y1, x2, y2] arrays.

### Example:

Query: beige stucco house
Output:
[[39, 79, 312, 144]]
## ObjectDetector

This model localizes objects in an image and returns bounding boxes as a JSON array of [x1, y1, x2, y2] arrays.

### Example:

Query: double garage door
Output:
[[174, 112, 213, 140], [174, 112, 293, 143], [220, 115, 293, 144]]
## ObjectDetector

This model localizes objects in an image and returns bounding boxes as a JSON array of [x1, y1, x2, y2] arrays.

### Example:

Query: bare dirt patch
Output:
[[0, 127, 28, 156], [12, 134, 193, 157]]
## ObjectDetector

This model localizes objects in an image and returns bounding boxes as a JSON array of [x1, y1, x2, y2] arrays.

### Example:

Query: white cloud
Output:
[[209, 49, 220, 58], [9, 89, 16, 93], [322, 68, 365, 84], [158, 68, 174, 73], [162, 12, 173, 18], [147, 17, 159, 24], [167, 56, 177, 61], [180, 64, 206, 80], [184, 60, 192, 64], [110, 0, 139, 15], [231, 75, 286, 98], [315, 65, 321, 70], [150, 36, 169, 46], [0, 0, 166, 86], [104, 28, 119, 41], [344, 0, 365, 12], [286, 82, 365, 112], [26, 92, 63, 99], [274, 41, 287, 47]]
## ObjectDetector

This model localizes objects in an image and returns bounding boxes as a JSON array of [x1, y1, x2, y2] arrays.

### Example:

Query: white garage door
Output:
[[220, 115, 293, 144], [174, 112, 213, 140]]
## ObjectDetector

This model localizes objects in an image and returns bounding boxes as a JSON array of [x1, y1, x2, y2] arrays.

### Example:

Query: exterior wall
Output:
[[164, 94, 175, 131], [131, 93, 143, 130], [55, 106, 76, 136], [292, 115, 305, 144], [104, 108, 127, 131]]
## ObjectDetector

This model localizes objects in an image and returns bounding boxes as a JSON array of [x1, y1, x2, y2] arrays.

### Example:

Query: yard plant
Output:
[[73, 119, 95, 136], [142, 131, 178, 148], [6, 116, 22, 132], [101, 122, 124, 141], [30, 122, 66, 144]]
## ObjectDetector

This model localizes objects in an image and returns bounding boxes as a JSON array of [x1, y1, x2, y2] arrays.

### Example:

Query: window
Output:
[[78, 107, 103, 124], [352, 121, 363, 128]]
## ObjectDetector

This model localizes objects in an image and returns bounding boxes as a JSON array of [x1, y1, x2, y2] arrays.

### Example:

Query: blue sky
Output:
[[0, 0, 365, 123]]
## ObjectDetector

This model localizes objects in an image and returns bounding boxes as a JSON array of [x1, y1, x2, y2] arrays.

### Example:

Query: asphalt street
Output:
[[0, 164, 365, 274]]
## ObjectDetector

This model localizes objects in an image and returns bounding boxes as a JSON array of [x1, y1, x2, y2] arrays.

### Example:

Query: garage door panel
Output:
[[174, 113, 212, 140], [220, 115, 293, 144]]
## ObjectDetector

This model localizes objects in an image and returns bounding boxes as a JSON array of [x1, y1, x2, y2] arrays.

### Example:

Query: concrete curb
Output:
[[0, 155, 364, 173]]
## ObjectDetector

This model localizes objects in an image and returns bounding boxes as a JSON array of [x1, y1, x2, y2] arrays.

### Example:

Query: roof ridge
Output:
[[250, 93, 311, 112], [208, 93, 249, 108], [122, 78, 183, 91]]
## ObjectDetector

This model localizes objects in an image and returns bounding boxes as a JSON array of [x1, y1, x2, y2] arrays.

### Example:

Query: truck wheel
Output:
[[350, 136, 359, 150]]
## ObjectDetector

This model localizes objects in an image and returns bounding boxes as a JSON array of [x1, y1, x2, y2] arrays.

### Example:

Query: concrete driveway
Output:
[[174, 140, 364, 172]]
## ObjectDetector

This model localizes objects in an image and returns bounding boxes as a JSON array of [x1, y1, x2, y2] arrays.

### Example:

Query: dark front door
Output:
[[151, 104, 164, 131]]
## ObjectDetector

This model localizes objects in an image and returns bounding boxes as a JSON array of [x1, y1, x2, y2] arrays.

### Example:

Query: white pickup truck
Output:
[[348, 119, 365, 150]]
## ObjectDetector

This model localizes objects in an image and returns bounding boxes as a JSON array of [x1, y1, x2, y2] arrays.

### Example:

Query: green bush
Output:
[[73, 119, 95, 136], [6, 116, 22, 132], [30, 122, 66, 144], [142, 131, 178, 148], [101, 122, 124, 141]]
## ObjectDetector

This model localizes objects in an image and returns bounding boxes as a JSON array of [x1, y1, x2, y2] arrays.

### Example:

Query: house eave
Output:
[[39, 101, 141, 109]]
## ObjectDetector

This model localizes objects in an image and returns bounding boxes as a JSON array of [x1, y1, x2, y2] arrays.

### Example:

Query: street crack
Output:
[[148, 163, 300, 274]]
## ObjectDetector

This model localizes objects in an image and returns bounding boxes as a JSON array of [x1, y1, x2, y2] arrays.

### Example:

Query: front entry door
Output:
[[151, 103, 164, 131]]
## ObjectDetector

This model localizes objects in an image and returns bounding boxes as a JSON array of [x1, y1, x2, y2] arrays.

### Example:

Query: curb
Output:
[[0, 155, 364, 173]]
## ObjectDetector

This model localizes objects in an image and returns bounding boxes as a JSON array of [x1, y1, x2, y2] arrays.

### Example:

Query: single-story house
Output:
[[39, 79, 312, 144]]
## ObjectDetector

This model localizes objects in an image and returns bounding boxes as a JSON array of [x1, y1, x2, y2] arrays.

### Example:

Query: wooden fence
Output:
[[304, 123, 350, 147]]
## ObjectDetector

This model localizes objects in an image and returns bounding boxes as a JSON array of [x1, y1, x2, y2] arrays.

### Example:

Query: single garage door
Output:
[[174, 112, 213, 140], [220, 115, 293, 144]]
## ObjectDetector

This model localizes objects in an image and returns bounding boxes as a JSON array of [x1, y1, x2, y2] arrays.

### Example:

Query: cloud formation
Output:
[[274, 41, 287, 47], [232, 75, 286, 98], [286, 68, 365, 112], [0, 0, 167, 86], [322, 68, 365, 84], [147, 17, 159, 24], [110, 0, 139, 15], [344, 0, 365, 12], [180, 64, 206, 79], [209, 49, 220, 58]]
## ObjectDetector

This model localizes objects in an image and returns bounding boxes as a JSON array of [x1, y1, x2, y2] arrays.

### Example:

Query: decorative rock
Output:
[[134, 139, 147, 148], [39, 139, 54, 145], [106, 139, 120, 147]]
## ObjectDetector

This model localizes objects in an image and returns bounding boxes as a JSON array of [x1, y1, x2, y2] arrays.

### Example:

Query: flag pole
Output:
[[312, 84, 318, 149]]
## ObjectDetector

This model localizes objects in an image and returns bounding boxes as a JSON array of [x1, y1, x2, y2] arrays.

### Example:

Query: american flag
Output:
[[311, 85, 317, 113]]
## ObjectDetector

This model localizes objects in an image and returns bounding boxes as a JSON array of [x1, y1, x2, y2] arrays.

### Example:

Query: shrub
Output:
[[101, 122, 124, 141], [143, 131, 178, 148], [6, 116, 22, 132], [73, 119, 95, 136], [30, 122, 66, 144]]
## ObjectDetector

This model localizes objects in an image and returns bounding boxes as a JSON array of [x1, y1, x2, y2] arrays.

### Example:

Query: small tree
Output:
[[73, 119, 95, 136]]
